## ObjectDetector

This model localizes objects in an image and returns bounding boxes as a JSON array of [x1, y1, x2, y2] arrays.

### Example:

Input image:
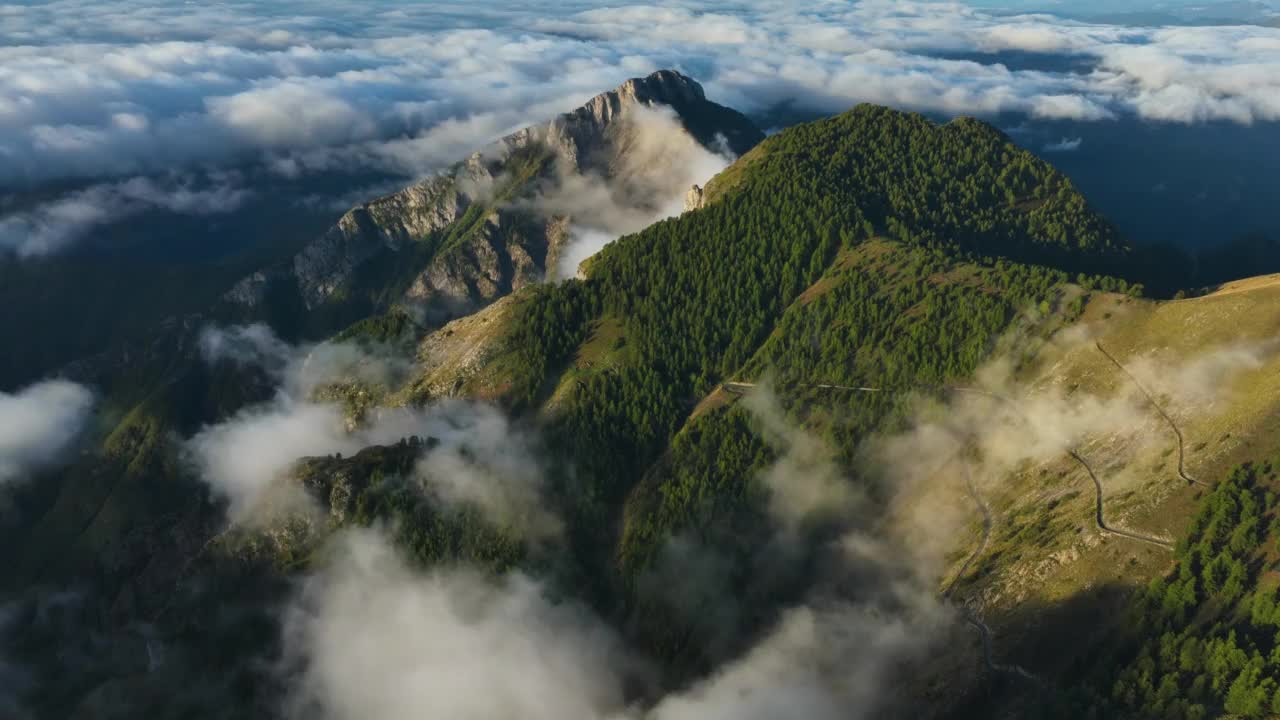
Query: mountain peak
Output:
[[536, 69, 758, 170], [616, 69, 707, 105]]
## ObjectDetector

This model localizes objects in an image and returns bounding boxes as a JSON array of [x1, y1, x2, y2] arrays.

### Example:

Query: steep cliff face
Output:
[[222, 70, 764, 336], [292, 175, 470, 309]]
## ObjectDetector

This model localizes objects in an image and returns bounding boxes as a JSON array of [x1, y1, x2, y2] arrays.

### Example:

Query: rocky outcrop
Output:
[[501, 69, 720, 175], [221, 70, 763, 332], [392, 293, 522, 405], [292, 175, 471, 309], [684, 184, 706, 212], [402, 210, 569, 322]]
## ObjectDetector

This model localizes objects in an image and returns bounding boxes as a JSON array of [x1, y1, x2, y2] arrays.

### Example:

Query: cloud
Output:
[[0, 176, 249, 257], [207, 82, 377, 149], [1042, 136, 1083, 152], [280, 411, 958, 720], [187, 397, 352, 519], [866, 326, 1279, 576], [534, 103, 734, 278], [2, 0, 1278, 194], [188, 324, 413, 518], [197, 323, 409, 400], [199, 323, 294, 372], [743, 386, 861, 529], [412, 402, 562, 542], [190, 325, 557, 536], [282, 516, 953, 720], [281, 529, 635, 720], [0, 380, 94, 483], [646, 582, 950, 720]]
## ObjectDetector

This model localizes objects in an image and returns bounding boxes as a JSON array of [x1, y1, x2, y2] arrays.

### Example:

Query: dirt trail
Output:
[[1067, 450, 1174, 549], [719, 373, 1185, 683], [1094, 341, 1210, 488], [961, 607, 1044, 686], [724, 378, 1176, 549], [944, 463, 991, 599], [944, 462, 1043, 685]]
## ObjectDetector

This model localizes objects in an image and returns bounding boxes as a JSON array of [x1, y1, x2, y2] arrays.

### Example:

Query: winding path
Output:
[[1067, 450, 1174, 549], [960, 607, 1044, 686], [942, 463, 1043, 683], [1094, 342, 1209, 488], [944, 462, 992, 600], [724, 378, 1176, 551], [721, 371, 1185, 684]]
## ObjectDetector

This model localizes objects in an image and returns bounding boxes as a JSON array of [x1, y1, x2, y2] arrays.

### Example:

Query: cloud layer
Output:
[[2, 0, 1279, 194]]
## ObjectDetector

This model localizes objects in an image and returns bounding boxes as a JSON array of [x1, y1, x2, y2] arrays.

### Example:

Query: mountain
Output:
[[7, 74, 1280, 719], [220, 69, 764, 338]]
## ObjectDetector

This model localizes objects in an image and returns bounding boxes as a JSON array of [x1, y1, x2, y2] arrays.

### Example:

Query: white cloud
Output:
[[187, 397, 352, 518], [412, 403, 563, 542], [0, 380, 94, 483], [0, 0, 1278, 193], [538, 103, 735, 277], [282, 529, 634, 720], [0, 176, 250, 257], [207, 82, 377, 148], [189, 325, 558, 535], [1043, 136, 1083, 151]]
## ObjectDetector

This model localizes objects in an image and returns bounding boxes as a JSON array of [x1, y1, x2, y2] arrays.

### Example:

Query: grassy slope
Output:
[[907, 279, 1280, 710]]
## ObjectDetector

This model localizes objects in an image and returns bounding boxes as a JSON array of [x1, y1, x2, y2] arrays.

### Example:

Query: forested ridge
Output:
[[479, 105, 1142, 670], [2, 102, 1196, 718]]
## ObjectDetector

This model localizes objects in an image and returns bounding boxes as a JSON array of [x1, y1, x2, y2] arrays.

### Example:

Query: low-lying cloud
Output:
[[282, 530, 633, 720], [0, 176, 249, 257], [413, 403, 562, 542], [0, 380, 94, 484], [870, 327, 1276, 576], [1042, 136, 1083, 152], [189, 325, 557, 536], [280, 394, 958, 720], [744, 387, 861, 529]]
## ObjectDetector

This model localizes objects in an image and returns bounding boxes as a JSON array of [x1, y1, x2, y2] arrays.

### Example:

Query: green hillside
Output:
[[12, 103, 1275, 719]]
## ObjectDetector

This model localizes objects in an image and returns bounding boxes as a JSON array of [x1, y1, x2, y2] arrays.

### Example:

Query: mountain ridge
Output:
[[219, 69, 764, 337], [8, 74, 1277, 720]]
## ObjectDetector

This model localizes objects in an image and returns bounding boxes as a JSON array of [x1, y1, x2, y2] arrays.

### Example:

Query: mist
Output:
[[0, 380, 94, 484], [190, 325, 558, 539], [269, 374, 970, 720], [281, 529, 634, 720], [526, 104, 734, 278], [869, 323, 1276, 581], [187, 309, 1280, 719]]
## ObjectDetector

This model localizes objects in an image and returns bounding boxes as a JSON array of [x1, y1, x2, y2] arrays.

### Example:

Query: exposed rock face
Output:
[[292, 175, 471, 309], [402, 210, 569, 323], [501, 69, 725, 175], [389, 293, 523, 406], [222, 69, 763, 331], [684, 184, 705, 212]]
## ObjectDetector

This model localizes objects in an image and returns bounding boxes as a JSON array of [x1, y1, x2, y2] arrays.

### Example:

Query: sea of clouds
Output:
[[2, 0, 1280, 256]]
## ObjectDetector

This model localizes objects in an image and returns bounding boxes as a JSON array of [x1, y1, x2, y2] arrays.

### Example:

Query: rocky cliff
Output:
[[222, 70, 764, 335]]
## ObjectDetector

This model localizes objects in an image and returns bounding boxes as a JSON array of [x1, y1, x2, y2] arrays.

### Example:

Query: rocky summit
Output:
[[221, 70, 764, 335]]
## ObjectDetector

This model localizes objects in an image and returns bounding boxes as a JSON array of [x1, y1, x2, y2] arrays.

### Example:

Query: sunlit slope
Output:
[[905, 276, 1280, 704], [608, 243, 1280, 709]]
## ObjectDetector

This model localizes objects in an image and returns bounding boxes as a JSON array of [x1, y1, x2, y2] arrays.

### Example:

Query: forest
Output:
[[1043, 460, 1280, 718], [479, 105, 1144, 666]]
